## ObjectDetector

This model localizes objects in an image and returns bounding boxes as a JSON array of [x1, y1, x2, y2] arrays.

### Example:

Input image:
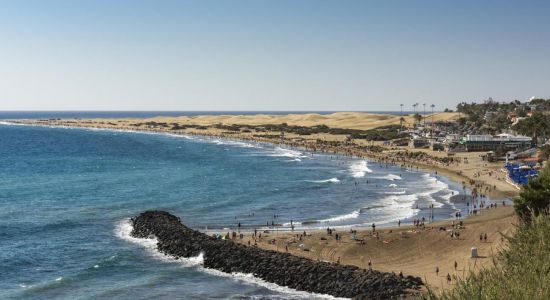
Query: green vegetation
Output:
[[427, 212, 550, 300], [513, 164, 550, 222], [413, 113, 423, 125], [171, 122, 408, 141], [453, 98, 550, 138], [513, 111, 550, 143], [428, 163, 550, 300]]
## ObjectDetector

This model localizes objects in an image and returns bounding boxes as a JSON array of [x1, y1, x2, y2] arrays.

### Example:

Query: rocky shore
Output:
[[131, 210, 423, 299]]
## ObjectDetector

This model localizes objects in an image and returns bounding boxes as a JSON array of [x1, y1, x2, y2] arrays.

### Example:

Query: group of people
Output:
[[479, 233, 489, 243]]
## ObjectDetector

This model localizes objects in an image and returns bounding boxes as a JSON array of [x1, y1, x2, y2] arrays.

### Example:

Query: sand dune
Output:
[[125, 112, 459, 130]]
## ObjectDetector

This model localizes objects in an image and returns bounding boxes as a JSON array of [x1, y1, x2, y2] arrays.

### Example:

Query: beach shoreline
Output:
[[4, 113, 521, 293]]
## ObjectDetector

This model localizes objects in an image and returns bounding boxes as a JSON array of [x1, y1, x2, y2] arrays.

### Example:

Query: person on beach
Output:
[[484, 233, 488, 242], [372, 223, 376, 232], [436, 266, 439, 277], [447, 273, 451, 284], [454, 261, 458, 271]]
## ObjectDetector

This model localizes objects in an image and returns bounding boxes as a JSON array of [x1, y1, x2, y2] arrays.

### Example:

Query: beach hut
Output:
[[471, 247, 478, 258]]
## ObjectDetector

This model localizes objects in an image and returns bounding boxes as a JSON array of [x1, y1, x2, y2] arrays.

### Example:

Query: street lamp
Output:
[[431, 104, 435, 137], [413, 103, 418, 128]]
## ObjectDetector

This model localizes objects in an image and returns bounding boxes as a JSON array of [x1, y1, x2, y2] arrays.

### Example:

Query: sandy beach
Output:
[[234, 205, 516, 294], [11, 112, 521, 293]]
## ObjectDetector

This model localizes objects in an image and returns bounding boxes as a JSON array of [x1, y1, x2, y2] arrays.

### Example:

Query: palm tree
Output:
[[413, 113, 422, 125]]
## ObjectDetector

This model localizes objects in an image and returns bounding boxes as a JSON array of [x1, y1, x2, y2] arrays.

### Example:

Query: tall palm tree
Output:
[[413, 113, 422, 125]]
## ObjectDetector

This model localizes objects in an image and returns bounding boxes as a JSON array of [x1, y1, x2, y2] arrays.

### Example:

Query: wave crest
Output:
[[349, 161, 372, 178], [307, 178, 340, 183]]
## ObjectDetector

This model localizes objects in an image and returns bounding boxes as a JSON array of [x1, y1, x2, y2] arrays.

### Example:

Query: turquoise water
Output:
[[1, 123, 473, 299]]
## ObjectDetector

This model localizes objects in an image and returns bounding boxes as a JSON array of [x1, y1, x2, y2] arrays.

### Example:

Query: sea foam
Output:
[[349, 161, 372, 178], [307, 178, 340, 183], [319, 210, 360, 223], [377, 174, 402, 181], [270, 147, 308, 159]]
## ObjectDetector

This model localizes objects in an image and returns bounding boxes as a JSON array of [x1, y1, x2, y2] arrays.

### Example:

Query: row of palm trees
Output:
[[399, 103, 436, 131]]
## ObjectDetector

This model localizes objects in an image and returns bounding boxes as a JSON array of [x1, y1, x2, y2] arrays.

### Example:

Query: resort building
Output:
[[460, 134, 533, 152]]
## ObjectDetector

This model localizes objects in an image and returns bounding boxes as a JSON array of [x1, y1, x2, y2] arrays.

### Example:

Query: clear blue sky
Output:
[[0, 0, 549, 111]]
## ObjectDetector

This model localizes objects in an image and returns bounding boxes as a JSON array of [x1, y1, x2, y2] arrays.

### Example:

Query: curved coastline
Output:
[[1, 120, 514, 227], [1, 119, 520, 295], [2, 120, 499, 230]]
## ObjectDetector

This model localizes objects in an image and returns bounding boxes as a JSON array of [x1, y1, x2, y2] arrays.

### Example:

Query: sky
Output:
[[0, 0, 549, 111]]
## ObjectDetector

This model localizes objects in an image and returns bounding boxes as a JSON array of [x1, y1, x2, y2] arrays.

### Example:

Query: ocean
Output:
[[0, 121, 485, 299]]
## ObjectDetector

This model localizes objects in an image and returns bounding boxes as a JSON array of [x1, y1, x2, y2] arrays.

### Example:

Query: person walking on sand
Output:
[[454, 261, 458, 271], [436, 266, 439, 277], [484, 233, 488, 242], [372, 223, 376, 233], [368, 259, 372, 270], [447, 273, 451, 284]]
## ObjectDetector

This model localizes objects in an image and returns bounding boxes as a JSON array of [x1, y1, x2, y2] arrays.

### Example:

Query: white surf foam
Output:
[[115, 219, 204, 266], [377, 174, 402, 181], [418, 174, 456, 208], [307, 178, 340, 183], [270, 147, 308, 159], [319, 210, 360, 223], [349, 160, 372, 178], [378, 194, 420, 221], [0, 121, 25, 126], [388, 183, 398, 188], [383, 190, 406, 195], [115, 219, 343, 299], [211, 139, 262, 149], [201, 268, 345, 299]]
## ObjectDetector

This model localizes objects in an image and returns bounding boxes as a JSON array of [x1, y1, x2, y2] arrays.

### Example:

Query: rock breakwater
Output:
[[130, 210, 423, 299]]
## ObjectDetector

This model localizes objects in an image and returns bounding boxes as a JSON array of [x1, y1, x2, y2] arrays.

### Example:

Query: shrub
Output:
[[514, 165, 550, 222], [426, 212, 550, 300]]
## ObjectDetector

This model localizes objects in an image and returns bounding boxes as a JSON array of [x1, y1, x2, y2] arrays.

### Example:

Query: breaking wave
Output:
[[349, 160, 372, 178]]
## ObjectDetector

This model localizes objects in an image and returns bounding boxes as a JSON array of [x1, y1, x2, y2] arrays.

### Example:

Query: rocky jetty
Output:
[[131, 210, 423, 299]]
